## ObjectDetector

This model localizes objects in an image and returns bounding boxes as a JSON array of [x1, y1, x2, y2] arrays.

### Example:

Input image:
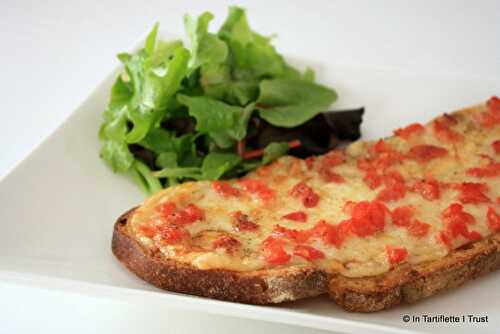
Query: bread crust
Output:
[[112, 208, 327, 304], [112, 103, 500, 311], [329, 233, 500, 312], [112, 208, 500, 311]]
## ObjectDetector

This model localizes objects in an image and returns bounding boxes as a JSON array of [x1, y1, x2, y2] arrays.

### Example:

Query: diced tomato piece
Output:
[[232, 211, 259, 232], [290, 182, 320, 208], [437, 231, 453, 248], [311, 220, 350, 248], [272, 225, 311, 243], [372, 139, 391, 154], [310, 220, 332, 239], [377, 151, 406, 170], [487, 207, 500, 232], [304, 156, 316, 170], [303, 192, 320, 208], [213, 235, 241, 253], [386, 246, 408, 265], [158, 202, 204, 226], [212, 181, 240, 197], [158, 201, 177, 217], [408, 220, 431, 238], [465, 230, 482, 241], [359, 141, 405, 174], [408, 145, 448, 163], [497, 197, 500, 204], [454, 182, 491, 204], [442, 203, 478, 241], [138, 224, 157, 238], [349, 201, 388, 237], [391, 206, 413, 227], [447, 219, 469, 238], [334, 220, 352, 246], [358, 144, 406, 190], [322, 150, 345, 167], [158, 225, 188, 244], [411, 179, 440, 201], [362, 169, 383, 190], [357, 158, 372, 171], [343, 201, 356, 215], [443, 203, 476, 225], [239, 179, 275, 201], [487, 96, 500, 111], [319, 167, 345, 183], [184, 204, 204, 221], [290, 181, 310, 197], [393, 123, 425, 140], [474, 96, 500, 128], [377, 182, 406, 202], [432, 118, 463, 142], [179, 205, 203, 225], [372, 147, 405, 169], [293, 245, 325, 261], [386, 170, 405, 183], [467, 162, 500, 178], [282, 211, 308, 222], [262, 236, 291, 265], [492, 141, 500, 154], [376, 171, 407, 202]]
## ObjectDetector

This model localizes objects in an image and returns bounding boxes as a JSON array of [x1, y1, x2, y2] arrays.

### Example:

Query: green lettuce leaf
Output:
[[257, 78, 337, 127], [218, 6, 287, 78], [155, 152, 179, 186], [184, 12, 228, 71], [113, 25, 190, 144], [262, 142, 289, 164], [140, 128, 200, 167], [199, 62, 260, 106], [99, 10, 342, 195], [153, 167, 202, 180], [100, 140, 135, 172], [177, 95, 254, 148], [201, 152, 241, 180], [131, 160, 163, 193]]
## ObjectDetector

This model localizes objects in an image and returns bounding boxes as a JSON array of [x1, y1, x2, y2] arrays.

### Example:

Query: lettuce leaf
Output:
[[257, 78, 337, 127], [218, 6, 287, 78], [262, 142, 289, 165], [131, 160, 163, 193], [201, 152, 241, 180], [177, 95, 254, 148], [99, 8, 344, 195], [184, 12, 228, 71]]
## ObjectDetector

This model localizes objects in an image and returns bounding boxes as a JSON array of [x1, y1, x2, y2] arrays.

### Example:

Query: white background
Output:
[[0, 0, 499, 333]]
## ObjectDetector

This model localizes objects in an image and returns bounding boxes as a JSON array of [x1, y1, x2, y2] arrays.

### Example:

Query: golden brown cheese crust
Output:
[[126, 102, 500, 278], [113, 207, 500, 310], [113, 209, 328, 304], [112, 100, 500, 311]]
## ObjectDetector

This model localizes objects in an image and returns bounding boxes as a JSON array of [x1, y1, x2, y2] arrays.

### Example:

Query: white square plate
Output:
[[1, 32, 499, 334]]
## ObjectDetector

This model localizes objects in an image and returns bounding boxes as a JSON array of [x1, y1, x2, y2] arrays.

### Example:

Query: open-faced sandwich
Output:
[[112, 97, 500, 312]]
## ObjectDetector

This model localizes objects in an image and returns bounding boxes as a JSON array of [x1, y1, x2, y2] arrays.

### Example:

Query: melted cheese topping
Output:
[[128, 103, 500, 278]]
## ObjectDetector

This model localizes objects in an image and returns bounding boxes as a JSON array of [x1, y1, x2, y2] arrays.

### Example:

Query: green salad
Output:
[[99, 6, 339, 193]]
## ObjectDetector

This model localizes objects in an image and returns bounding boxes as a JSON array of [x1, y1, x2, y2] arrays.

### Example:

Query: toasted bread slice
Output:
[[113, 209, 328, 304], [113, 208, 500, 309], [112, 98, 500, 311]]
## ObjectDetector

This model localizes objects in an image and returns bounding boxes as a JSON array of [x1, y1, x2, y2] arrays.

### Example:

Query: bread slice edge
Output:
[[329, 232, 500, 312], [112, 208, 328, 304], [112, 206, 500, 311]]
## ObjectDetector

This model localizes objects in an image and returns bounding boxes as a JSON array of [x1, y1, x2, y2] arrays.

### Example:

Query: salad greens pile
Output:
[[99, 6, 338, 193]]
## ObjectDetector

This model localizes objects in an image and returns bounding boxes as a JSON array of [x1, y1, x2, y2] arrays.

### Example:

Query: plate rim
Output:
[[2, 28, 498, 334]]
